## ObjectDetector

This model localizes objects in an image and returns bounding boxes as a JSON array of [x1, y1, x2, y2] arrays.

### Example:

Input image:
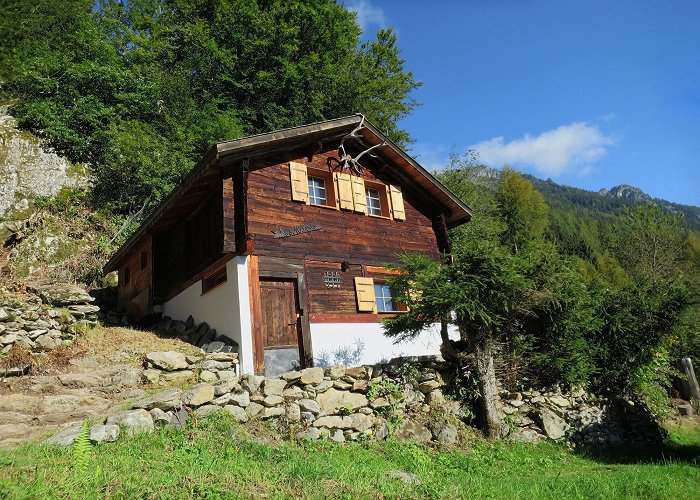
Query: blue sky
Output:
[[346, 0, 700, 206]]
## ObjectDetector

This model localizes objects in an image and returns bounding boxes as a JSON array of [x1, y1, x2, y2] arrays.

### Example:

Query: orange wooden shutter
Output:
[[351, 176, 367, 214], [334, 172, 354, 210], [289, 162, 309, 203], [354, 277, 376, 313], [389, 185, 406, 220]]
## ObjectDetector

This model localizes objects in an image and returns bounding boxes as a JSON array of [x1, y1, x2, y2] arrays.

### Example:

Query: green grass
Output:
[[1, 414, 698, 499]]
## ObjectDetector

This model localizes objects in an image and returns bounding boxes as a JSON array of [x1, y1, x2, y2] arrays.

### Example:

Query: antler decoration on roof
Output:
[[327, 114, 386, 175]]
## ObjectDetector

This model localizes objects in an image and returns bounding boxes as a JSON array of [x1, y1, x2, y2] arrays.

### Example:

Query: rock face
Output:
[[0, 106, 88, 219]]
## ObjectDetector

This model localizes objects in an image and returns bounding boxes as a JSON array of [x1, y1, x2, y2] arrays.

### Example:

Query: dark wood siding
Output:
[[153, 184, 224, 302], [247, 150, 440, 264], [247, 150, 440, 323]]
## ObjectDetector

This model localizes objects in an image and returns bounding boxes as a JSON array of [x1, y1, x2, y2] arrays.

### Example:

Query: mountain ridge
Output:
[[462, 166, 699, 231]]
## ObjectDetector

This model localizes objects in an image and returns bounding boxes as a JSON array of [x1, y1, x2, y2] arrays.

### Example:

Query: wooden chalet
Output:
[[104, 115, 472, 375]]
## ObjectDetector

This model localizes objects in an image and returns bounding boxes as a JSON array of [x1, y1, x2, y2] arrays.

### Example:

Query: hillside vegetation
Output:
[[381, 156, 699, 433]]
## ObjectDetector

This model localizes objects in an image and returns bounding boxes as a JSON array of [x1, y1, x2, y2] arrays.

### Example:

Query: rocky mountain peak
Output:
[[599, 184, 652, 203]]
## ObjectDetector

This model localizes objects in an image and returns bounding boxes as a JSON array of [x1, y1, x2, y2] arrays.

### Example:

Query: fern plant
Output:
[[71, 421, 92, 475]]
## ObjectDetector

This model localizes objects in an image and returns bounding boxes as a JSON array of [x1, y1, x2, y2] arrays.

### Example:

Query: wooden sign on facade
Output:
[[272, 222, 321, 239]]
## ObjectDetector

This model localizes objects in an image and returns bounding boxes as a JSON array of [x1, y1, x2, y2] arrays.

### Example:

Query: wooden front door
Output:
[[259, 278, 304, 376]]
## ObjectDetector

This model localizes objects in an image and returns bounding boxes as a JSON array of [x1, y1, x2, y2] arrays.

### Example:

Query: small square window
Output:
[[366, 187, 382, 216], [374, 283, 396, 312], [123, 266, 131, 286], [140, 249, 148, 270], [308, 176, 327, 205]]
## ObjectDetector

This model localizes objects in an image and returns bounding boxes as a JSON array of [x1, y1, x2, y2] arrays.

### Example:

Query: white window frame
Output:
[[374, 283, 396, 313], [308, 176, 328, 205], [366, 187, 382, 216]]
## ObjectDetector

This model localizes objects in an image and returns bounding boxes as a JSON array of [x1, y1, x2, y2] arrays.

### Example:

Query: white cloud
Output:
[[469, 122, 614, 176], [346, 0, 386, 32]]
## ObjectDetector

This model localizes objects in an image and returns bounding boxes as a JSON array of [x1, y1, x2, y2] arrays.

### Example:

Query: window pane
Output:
[[366, 187, 381, 216], [374, 283, 395, 312], [308, 177, 327, 205]]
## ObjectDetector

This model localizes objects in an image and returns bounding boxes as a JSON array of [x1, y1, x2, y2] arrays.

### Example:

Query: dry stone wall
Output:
[[504, 387, 665, 447], [0, 284, 99, 372], [42, 355, 665, 449]]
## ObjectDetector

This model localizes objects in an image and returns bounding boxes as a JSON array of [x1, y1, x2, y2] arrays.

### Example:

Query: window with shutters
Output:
[[354, 277, 407, 314], [288, 161, 404, 219], [364, 181, 391, 218]]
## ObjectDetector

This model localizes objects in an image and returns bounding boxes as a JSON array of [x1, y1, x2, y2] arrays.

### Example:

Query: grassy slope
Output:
[[1, 413, 698, 499]]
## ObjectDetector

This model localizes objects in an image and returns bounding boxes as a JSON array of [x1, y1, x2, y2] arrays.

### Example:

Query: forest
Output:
[[1, 0, 698, 435]]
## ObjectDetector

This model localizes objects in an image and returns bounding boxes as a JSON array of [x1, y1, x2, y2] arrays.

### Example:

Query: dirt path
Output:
[[0, 326, 199, 449]]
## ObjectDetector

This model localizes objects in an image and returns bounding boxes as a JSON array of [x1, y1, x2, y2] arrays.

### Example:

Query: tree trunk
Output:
[[471, 335, 504, 438]]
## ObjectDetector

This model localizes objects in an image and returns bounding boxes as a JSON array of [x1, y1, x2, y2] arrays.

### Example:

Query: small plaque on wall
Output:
[[272, 222, 321, 239]]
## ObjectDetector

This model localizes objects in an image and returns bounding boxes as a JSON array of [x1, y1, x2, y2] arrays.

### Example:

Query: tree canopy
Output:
[[0, 0, 420, 214]]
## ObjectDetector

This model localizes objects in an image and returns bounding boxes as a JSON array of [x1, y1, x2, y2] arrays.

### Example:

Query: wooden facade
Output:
[[105, 116, 471, 375]]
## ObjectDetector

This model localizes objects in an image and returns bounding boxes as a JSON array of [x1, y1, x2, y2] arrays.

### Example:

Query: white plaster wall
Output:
[[310, 322, 459, 367], [162, 257, 254, 374]]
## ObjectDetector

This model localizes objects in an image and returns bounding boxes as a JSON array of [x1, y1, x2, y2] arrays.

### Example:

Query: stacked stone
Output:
[[142, 351, 239, 386], [154, 315, 239, 354], [79, 358, 466, 446], [502, 387, 655, 447], [0, 284, 98, 361]]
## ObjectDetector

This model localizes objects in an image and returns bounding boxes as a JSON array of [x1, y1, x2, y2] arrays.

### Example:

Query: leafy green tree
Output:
[[614, 204, 688, 285], [495, 168, 549, 252], [2, 0, 420, 214], [385, 168, 555, 437]]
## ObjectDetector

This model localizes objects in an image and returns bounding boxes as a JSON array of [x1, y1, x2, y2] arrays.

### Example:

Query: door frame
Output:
[[249, 256, 313, 374]]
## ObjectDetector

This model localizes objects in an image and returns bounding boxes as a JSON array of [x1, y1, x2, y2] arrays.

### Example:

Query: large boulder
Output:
[[181, 383, 215, 407], [262, 378, 287, 396], [43, 426, 82, 446], [132, 389, 183, 411], [393, 420, 432, 443], [300, 367, 324, 385], [312, 414, 374, 432], [89, 424, 120, 444]]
